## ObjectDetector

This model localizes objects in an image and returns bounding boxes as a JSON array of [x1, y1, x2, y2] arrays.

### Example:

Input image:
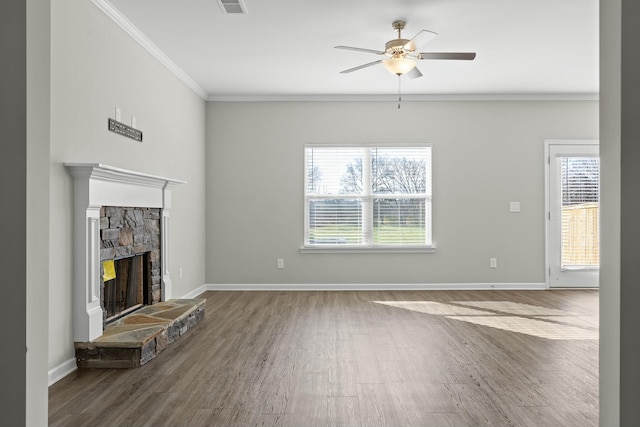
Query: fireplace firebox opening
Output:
[[103, 253, 151, 323]]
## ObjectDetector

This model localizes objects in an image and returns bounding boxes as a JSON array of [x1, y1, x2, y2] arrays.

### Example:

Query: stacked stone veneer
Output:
[[100, 207, 162, 310]]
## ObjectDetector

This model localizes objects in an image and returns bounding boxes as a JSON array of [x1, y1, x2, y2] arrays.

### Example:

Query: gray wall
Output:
[[619, 0, 640, 421], [601, 0, 640, 424], [600, 0, 621, 424], [48, 0, 207, 376], [0, 1, 27, 425], [26, 0, 51, 425], [206, 100, 598, 285]]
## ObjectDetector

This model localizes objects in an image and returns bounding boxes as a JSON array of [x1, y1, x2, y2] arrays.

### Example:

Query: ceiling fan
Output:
[[335, 20, 476, 79]]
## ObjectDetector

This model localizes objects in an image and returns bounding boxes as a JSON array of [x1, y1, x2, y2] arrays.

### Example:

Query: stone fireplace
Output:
[[100, 206, 162, 323], [65, 163, 185, 342]]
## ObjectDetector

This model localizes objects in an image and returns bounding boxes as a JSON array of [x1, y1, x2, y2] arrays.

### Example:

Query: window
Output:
[[304, 144, 433, 251], [560, 157, 600, 268]]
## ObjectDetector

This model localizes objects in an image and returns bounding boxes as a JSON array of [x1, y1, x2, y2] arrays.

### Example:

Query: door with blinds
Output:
[[546, 141, 599, 288]]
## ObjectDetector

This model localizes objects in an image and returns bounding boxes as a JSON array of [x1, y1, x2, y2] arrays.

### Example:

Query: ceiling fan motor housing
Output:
[[385, 39, 412, 55]]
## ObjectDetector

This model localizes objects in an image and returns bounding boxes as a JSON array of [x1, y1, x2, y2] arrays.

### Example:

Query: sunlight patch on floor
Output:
[[373, 301, 488, 316], [372, 300, 597, 340], [450, 301, 574, 316], [446, 315, 598, 340], [533, 315, 599, 329]]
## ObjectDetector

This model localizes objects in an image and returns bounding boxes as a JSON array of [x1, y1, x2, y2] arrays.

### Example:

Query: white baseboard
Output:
[[48, 358, 77, 386], [203, 283, 548, 291], [180, 283, 208, 299]]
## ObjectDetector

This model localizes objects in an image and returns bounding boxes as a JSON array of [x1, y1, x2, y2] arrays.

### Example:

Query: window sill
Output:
[[299, 245, 436, 254]]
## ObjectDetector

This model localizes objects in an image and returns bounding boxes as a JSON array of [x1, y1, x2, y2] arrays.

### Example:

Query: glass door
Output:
[[547, 141, 599, 288]]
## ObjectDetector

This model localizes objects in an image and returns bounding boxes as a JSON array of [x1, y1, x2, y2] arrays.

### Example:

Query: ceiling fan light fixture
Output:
[[382, 56, 417, 75]]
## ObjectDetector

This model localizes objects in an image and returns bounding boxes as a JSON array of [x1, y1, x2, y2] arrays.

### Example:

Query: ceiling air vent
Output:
[[217, 0, 247, 14]]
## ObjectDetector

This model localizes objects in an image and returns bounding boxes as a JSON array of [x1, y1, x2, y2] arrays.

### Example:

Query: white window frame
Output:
[[301, 143, 435, 254]]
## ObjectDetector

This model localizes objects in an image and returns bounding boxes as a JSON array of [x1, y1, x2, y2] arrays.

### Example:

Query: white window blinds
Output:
[[305, 145, 432, 247], [560, 157, 600, 268]]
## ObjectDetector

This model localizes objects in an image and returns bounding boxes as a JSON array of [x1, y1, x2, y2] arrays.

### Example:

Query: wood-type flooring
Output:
[[49, 289, 599, 427]]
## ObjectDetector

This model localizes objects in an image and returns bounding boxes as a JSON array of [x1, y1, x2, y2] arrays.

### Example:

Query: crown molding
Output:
[[90, 0, 208, 100], [208, 93, 600, 102]]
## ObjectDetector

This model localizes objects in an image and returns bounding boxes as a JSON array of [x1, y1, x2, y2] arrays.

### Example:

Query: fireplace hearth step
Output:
[[74, 298, 205, 369]]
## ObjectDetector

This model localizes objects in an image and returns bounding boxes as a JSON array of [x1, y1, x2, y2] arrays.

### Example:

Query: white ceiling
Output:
[[105, 0, 599, 100]]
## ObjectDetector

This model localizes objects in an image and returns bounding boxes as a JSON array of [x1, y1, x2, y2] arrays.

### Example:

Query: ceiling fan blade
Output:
[[334, 45, 385, 55], [404, 30, 438, 52], [416, 52, 476, 60], [340, 60, 383, 74], [405, 67, 423, 79]]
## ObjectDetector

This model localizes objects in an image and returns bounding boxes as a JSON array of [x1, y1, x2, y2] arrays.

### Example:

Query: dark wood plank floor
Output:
[[49, 290, 599, 427]]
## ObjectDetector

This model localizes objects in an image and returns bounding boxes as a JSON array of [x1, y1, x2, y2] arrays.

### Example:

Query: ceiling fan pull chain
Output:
[[398, 75, 402, 109]]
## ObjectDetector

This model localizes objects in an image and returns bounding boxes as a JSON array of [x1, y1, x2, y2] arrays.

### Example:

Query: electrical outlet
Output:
[[509, 201, 521, 213], [179, 267, 183, 279], [277, 259, 284, 269], [131, 115, 137, 128], [490, 258, 497, 268], [115, 107, 121, 122]]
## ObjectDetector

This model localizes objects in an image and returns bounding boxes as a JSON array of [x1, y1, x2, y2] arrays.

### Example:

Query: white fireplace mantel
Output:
[[65, 163, 186, 342]]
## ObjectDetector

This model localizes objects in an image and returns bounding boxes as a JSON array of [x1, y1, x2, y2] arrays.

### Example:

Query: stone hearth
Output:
[[75, 298, 205, 368]]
